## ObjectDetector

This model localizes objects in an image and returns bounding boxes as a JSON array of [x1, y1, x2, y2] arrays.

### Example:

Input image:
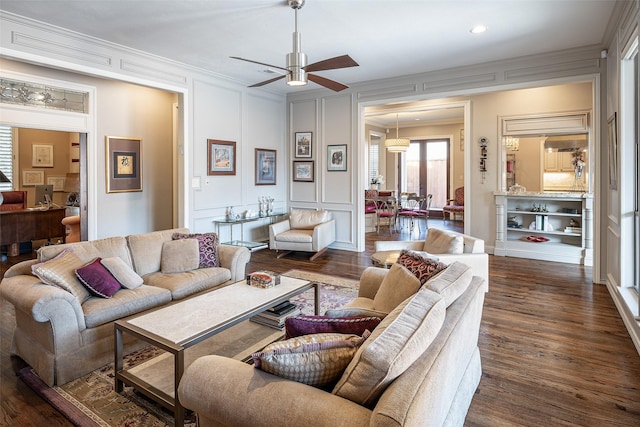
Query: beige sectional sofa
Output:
[[372, 228, 489, 284], [0, 227, 250, 386], [179, 260, 486, 427]]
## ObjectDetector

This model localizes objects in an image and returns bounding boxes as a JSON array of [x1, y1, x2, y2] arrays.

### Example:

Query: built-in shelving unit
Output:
[[494, 192, 592, 265]]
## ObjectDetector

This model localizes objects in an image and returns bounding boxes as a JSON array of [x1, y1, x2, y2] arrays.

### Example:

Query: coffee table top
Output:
[[120, 275, 311, 346]]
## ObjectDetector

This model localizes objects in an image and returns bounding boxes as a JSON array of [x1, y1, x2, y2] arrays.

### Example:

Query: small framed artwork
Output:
[[106, 136, 142, 193], [22, 170, 44, 186], [255, 148, 277, 185], [32, 144, 54, 167], [293, 160, 314, 182], [47, 176, 66, 191], [294, 132, 312, 158], [608, 113, 618, 190], [327, 144, 347, 171], [208, 139, 236, 176]]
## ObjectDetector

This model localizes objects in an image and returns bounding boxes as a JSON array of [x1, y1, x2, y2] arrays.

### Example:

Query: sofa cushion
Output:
[[143, 267, 231, 300], [289, 208, 331, 229], [172, 232, 220, 268], [100, 257, 143, 289], [252, 332, 368, 388], [82, 285, 172, 328], [126, 228, 190, 276], [37, 236, 131, 264], [422, 228, 464, 254], [161, 239, 200, 273], [31, 248, 91, 303], [372, 263, 421, 314], [325, 298, 389, 320], [396, 250, 448, 285], [332, 287, 446, 407], [274, 229, 313, 243], [285, 315, 381, 339], [75, 257, 121, 298], [424, 261, 473, 307]]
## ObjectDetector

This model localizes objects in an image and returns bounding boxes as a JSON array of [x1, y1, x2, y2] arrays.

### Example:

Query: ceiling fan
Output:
[[231, 0, 358, 92]]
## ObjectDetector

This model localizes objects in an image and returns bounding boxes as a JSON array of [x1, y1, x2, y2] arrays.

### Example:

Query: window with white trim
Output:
[[0, 126, 12, 191]]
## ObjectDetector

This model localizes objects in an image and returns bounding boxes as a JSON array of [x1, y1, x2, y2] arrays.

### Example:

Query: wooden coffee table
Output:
[[114, 275, 317, 427]]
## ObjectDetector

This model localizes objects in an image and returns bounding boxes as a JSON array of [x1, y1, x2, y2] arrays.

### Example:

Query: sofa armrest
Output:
[[373, 240, 423, 252], [312, 219, 336, 251], [2, 259, 40, 278], [358, 266, 388, 299], [179, 356, 371, 427], [217, 245, 251, 282], [0, 275, 86, 349]]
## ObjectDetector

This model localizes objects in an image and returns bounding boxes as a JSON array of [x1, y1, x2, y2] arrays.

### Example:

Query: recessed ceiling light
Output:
[[470, 25, 487, 34]]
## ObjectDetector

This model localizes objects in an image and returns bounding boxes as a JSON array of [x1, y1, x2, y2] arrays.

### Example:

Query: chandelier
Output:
[[385, 113, 410, 153], [505, 136, 520, 151]]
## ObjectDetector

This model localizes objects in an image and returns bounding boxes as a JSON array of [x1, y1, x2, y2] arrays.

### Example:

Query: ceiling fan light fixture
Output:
[[385, 113, 410, 152], [287, 49, 307, 86]]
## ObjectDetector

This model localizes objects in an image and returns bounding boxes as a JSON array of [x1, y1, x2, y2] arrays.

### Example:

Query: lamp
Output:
[[0, 170, 10, 205], [286, 3, 308, 87], [505, 136, 520, 151], [63, 172, 80, 206], [385, 113, 410, 153]]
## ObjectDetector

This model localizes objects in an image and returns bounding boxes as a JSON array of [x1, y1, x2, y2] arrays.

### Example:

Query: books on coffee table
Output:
[[250, 301, 300, 330]]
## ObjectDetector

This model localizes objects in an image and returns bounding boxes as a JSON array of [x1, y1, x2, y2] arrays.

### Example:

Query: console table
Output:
[[0, 207, 66, 256], [212, 211, 287, 251]]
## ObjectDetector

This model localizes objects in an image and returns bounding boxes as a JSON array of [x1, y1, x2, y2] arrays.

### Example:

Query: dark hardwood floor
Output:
[[1, 220, 639, 426]]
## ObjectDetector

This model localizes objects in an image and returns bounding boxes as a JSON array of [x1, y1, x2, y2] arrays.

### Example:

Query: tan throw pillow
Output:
[[371, 263, 421, 314], [422, 228, 464, 254], [332, 287, 446, 407], [252, 332, 368, 388], [395, 250, 448, 285], [31, 248, 91, 303], [289, 208, 330, 229], [424, 261, 473, 307], [160, 239, 200, 274], [100, 257, 144, 289]]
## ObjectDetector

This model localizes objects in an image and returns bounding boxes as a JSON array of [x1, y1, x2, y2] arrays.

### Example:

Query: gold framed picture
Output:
[[106, 136, 142, 193]]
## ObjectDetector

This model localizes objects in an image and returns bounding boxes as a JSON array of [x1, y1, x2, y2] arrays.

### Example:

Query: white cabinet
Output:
[[544, 151, 559, 171], [494, 192, 592, 265], [544, 152, 576, 172]]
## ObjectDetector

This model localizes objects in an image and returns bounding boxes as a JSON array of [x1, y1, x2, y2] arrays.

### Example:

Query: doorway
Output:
[[403, 139, 450, 209]]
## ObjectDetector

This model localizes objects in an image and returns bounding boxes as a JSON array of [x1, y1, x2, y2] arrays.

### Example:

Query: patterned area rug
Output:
[[17, 270, 359, 427]]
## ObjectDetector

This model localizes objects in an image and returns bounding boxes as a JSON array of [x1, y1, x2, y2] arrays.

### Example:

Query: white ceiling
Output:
[[0, 0, 619, 127]]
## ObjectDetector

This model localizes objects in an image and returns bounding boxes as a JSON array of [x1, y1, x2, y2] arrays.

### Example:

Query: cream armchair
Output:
[[269, 208, 335, 261]]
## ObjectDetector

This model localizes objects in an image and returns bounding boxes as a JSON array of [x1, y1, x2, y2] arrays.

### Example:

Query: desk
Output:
[[0, 208, 66, 256], [212, 211, 287, 251]]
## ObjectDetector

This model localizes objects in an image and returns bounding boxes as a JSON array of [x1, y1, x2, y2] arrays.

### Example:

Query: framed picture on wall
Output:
[[255, 148, 276, 185], [293, 160, 314, 182], [47, 176, 66, 191], [106, 136, 142, 193], [22, 170, 44, 186], [327, 144, 347, 171], [208, 139, 236, 176], [32, 144, 54, 167], [294, 132, 312, 158]]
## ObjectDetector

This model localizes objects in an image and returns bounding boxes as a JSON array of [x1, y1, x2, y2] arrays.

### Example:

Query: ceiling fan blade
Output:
[[307, 73, 349, 92], [304, 55, 359, 72], [230, 56, 289, 72], [249, 74, 287, 88]]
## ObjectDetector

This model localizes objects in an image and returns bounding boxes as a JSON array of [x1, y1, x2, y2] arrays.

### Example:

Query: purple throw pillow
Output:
[[172, 232, 220, 268], [75, 257, 121, 298], [285, 315, 381, 339]]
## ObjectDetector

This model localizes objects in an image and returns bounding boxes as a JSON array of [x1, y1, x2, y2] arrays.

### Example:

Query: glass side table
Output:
[[212, 211, 287, 251]]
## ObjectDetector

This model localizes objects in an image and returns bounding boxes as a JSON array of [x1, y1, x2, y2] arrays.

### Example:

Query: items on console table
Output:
[[213, 210, 287, 252]]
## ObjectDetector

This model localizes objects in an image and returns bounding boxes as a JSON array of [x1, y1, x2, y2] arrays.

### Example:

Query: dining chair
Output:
[[375, 197, 397, 234]]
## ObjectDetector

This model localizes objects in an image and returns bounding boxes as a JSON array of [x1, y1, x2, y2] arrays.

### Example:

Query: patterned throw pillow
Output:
[[396, 249, 448, 285], [31, 248, 91, 303], [75, 257, 121, 298], [172, 232, 220, 268], [252, 332, 368, 388], [285, 315, 381, 339]]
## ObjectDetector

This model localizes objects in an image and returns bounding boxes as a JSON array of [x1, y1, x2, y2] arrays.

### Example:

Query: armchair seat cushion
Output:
[[274, 229, 313, 243]]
